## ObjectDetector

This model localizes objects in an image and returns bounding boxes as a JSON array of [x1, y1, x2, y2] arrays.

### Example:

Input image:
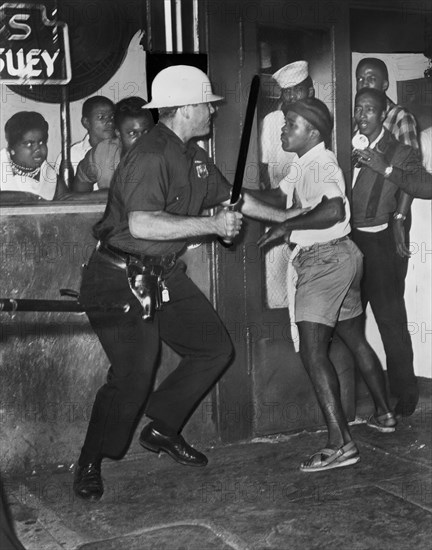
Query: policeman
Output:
[[73, 65, 307, 501]]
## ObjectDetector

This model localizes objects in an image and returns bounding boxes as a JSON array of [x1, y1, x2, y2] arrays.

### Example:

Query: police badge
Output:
[[195, 161, 209, 179]]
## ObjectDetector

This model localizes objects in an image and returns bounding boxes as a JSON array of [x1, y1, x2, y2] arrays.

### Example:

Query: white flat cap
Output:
[[272, 60, 309, 89]]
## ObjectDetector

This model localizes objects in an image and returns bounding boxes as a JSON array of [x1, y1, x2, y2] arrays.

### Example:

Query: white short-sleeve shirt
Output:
[[279, 142, 351, 246]]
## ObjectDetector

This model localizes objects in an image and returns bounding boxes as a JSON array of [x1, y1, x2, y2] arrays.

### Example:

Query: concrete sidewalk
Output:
[[5, 384, 432, 550]]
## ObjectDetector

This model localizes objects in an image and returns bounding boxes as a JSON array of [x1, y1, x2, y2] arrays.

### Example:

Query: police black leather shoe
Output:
[[139, 424, 208, 467], [73, 462, 104, 501]]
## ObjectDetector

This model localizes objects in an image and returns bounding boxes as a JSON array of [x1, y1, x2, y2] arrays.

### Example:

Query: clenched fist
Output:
[[214, 207, 243, 239]]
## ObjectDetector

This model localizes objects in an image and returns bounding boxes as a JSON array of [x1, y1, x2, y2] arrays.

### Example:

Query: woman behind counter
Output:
[[0, 111, 69, 203]]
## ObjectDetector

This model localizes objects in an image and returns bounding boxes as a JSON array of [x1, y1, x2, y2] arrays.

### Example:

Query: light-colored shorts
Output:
[[293, 236, 363, 327]]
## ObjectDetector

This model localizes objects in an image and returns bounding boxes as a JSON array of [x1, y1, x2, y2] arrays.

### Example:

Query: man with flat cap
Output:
[[73, 65, 308, 501], [258, 97, 395, 472], [259, 60, 314, 192]]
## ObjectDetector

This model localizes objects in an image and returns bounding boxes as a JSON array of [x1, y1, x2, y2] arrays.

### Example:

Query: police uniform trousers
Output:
[[78, 248, 234, 463], [351, 225, 417, 401]]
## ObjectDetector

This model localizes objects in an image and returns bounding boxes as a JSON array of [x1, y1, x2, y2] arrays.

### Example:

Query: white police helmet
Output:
[[143, 65, 223, 109]]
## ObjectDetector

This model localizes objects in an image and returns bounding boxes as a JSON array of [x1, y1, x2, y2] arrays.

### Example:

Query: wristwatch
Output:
[[383, 165, 394, 178], [393, 212, 407, 221]]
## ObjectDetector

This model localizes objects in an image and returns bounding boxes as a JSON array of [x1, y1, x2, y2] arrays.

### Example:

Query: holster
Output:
[[94, 242, 174, 321], [127, 258, 167, 321]]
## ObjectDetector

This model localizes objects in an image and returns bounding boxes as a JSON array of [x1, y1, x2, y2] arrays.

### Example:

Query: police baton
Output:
[[219, 75, 261, 247]]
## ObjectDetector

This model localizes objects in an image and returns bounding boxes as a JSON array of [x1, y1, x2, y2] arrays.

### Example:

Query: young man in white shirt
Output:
[[259, 97, 396, 472], [54, 96, 115, 176]]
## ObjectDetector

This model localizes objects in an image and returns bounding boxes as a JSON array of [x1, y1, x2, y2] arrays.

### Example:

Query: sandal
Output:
[[366, 412, 397, 433], [300, 441, 360, 473]]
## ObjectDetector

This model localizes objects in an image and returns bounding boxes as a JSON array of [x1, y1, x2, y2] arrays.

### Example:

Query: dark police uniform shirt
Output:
[[94, 123, 233, 257]]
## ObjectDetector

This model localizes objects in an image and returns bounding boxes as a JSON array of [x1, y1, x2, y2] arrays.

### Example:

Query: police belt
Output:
[[96, 241, 177, 275]]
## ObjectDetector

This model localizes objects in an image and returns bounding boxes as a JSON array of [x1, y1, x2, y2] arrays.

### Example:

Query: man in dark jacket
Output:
[[351, 87, 431, 417]]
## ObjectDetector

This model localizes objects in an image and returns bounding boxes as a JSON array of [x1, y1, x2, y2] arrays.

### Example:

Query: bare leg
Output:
[[297, 321, 352, 449], [334, 315, 392, 416]]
